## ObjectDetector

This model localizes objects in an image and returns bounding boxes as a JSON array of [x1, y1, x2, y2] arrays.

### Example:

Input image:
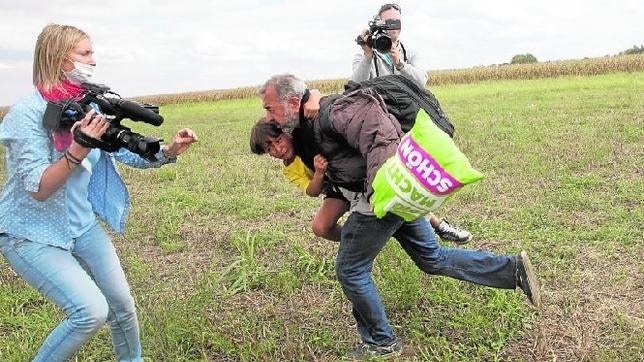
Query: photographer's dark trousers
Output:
[[335, 212, 517, 345]]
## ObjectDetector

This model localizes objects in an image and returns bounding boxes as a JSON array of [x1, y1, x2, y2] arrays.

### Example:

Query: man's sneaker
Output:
[[349, 340, 402, 359], [435, 218, 472, 244], [517, 251, 542, 309]]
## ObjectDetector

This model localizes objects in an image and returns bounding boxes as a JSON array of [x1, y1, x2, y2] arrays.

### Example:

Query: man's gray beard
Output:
[[281, 112, 299, 135]]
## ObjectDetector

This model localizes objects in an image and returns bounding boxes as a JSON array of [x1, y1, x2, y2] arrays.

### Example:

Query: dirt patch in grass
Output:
[[501, 244, 643, 361]]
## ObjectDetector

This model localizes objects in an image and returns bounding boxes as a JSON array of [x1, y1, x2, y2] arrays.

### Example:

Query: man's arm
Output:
[[396, 45, 428, 88], [329, 89, 402, 198], [351, 51, 373, 83], [351, 29, 375, 83], [302, 89, 322, 119]]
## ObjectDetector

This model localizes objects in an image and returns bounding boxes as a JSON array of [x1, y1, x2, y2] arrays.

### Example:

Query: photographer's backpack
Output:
[[318, 74, 455, 143]]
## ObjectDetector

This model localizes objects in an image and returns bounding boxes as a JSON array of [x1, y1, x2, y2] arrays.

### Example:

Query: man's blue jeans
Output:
[[0, 223, 142, 362], [336, 212, 517, 346]]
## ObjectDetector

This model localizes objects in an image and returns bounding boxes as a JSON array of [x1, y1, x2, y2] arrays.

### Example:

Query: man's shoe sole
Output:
[[452, 234, 472, 245], [520, 251, 542, 309]]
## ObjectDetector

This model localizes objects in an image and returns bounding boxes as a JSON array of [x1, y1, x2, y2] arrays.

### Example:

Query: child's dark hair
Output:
[[250, 118, 284, 155]]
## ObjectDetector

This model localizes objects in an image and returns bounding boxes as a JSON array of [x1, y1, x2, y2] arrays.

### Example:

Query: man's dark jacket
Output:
[[293, 88, 402, 198]]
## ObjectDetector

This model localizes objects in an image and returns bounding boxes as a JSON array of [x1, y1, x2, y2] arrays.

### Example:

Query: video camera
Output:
[[355, 18, 401, 53], [43, 82, 165, 161]]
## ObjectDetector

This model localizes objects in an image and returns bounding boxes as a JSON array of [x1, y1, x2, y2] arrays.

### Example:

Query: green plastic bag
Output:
[[371, 110, 484, 221]]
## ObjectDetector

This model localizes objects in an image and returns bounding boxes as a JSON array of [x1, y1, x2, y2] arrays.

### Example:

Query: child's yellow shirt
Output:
[[282, 156, 313, 192]]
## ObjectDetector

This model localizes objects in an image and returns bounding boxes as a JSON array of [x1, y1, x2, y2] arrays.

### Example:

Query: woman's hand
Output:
[[72, 110, 109, 138], [32, 111, 108, 201], [163, 128, 198, 157], [69, 110, 109, 159]]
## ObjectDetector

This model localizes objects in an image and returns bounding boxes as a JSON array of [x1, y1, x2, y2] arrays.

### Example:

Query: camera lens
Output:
[[373, 34, 392, 53]]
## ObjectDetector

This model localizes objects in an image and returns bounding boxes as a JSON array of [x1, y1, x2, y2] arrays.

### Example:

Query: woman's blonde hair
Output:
[[33, 23, 89, 91]]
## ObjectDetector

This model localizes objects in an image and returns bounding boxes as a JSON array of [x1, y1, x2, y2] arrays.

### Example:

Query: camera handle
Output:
[[72, 126, 120, 152]]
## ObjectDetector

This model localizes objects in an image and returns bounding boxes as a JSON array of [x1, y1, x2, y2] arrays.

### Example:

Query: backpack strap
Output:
[[344, 80, 361, 93], [373, 55, 379, 78], [385, 75, 455, 137]]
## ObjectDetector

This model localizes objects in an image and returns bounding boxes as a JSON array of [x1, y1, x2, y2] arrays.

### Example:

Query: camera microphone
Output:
[[115, 100, 164, 126]]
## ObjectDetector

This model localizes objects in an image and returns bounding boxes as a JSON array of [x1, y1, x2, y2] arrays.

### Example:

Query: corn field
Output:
[[1, 54, 642, 118], [428, 54, 644, 85]]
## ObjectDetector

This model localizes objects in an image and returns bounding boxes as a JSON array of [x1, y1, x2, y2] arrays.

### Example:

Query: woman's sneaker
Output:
[[435, 218, 472, 244], [349, 340, 402, 359]]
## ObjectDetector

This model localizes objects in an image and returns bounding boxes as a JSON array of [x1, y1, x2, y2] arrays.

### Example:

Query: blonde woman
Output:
[[0, 23, 197, 361]]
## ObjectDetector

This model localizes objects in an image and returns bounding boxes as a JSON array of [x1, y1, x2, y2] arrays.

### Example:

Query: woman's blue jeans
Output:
[[336, 212, 517, 346], [0, 223, 142, 362]]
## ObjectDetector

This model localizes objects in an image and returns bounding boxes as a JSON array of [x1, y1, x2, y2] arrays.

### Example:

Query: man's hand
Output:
[[390, 45, 403, 70], [358, 29, 374, 57], [303, 89, 322, 119]]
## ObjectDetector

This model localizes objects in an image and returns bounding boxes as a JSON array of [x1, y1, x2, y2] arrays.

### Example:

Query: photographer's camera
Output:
[[355, 18, 401, 53]]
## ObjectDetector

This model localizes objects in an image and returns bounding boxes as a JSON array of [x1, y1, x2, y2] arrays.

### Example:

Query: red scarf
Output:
[[37, 81, 85, 151]]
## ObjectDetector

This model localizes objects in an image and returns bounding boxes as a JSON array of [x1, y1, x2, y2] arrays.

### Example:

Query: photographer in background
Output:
[[352, 3, 472, 244], [352, 3, 428, 88], [0, 23, 197, 361]]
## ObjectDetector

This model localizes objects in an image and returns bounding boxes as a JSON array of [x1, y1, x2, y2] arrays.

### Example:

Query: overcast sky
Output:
[[0, 0, 641, 105]]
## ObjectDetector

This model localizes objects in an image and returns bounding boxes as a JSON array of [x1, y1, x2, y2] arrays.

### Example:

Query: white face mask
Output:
[[63, 60, 95, 85]]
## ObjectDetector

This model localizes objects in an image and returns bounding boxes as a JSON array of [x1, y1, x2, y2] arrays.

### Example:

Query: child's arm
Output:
[[306, 154, 328, 197]]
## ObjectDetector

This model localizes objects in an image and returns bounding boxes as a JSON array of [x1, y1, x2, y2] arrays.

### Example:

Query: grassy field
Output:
[[0, 72, 642, 361]]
